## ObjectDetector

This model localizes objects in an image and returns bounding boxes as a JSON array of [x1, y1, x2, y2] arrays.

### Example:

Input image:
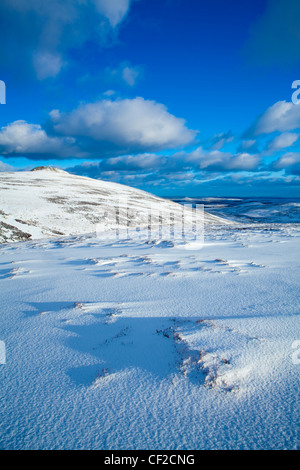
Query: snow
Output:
[[0, 170, 299, 449], [0, 168, 227, 243]]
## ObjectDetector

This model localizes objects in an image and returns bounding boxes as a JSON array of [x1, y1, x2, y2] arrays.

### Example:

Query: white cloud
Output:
[[207, 131, 234, 150], [239, 139, 257, 150], [51, 97, 197, 152], [273, 152, 300, 169], [4, 0, 133, 28], [33, 52, 64, 80], [254, 101, 300, 135], [267, 132, 299, 151], [66, 144, 262, 184], [0, 0, 135, 80], [122, 65, 140, 86], [103, 90, 116, 97], [92, 0, 133, 28], [103, 153, 164, 170], [185, 147, 260, 171], [0, 120, 82, 159], [104, 62, 143, 87], [0, 96, 196, 161]]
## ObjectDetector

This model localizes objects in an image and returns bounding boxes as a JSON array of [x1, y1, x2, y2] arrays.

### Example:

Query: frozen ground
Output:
[[0, 222, 299, 449]]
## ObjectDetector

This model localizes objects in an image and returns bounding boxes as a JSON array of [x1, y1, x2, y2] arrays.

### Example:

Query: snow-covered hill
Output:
[[0, 167, 229, 243]]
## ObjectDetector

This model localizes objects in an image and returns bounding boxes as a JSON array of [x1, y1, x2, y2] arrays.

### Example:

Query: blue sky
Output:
[[0, 0, 300, 197]]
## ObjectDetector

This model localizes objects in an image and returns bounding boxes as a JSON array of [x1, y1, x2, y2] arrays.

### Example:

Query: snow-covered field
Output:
[[0, 171, 299, 450]]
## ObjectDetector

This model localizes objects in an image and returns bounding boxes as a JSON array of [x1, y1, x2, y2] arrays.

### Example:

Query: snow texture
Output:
[[0, 169, 299, 449]]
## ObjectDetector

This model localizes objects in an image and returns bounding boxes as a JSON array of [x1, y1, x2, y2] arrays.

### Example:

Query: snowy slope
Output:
[[1, 168, 299, 450], [0, 223, 299, 449], [0, 168, 228, 243]]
